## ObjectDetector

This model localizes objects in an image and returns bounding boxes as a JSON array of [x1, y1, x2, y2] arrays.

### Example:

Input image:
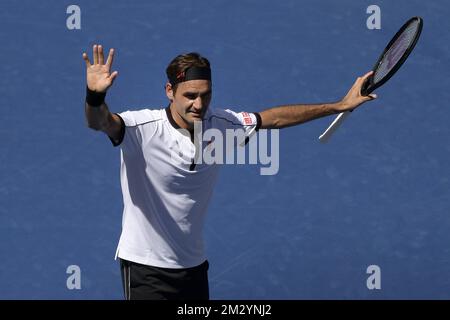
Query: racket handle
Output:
[[318, 111, 351, 143], [319, 73, 374, 142], [361, 76, 373, 96]]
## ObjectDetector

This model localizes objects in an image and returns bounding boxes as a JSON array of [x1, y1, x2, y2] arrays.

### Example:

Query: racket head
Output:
[[361, 16, 423, 96]]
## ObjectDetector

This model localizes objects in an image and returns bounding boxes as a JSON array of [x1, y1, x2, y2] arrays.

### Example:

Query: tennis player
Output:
[[83, 44, 376, 300]]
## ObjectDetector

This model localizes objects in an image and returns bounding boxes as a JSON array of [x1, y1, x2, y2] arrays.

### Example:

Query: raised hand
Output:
[[83, 44, 118, 93]]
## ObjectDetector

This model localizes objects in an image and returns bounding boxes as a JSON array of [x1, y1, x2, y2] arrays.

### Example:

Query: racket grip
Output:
[[361, 77, 373, 96], [361, 78, 371, 96]]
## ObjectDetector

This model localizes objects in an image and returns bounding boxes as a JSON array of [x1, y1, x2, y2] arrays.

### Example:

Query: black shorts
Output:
[[120, 259, 209, 300]]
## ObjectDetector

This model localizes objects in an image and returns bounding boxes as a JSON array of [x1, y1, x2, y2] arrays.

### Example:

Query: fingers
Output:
[[361, 93, 377, 103], [91, 44, 112, 66], [349, 71, 374, 98], [108, 71, 119, 83], [98, 45, 104, 64], [93, 44, 98, 64], [363, 70, 374, 79], [355, 71, 373, 86], [353, 71, 373, 86], [361, 71, 373, 88], [82, 52, 91, 67], [105, 49, 115, 68]]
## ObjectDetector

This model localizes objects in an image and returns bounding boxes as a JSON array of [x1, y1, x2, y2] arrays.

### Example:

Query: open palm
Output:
[[83, 45, 118, 93]]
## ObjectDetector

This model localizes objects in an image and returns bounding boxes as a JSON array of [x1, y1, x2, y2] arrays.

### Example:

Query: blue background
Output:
[[0, 0, 448, 299]]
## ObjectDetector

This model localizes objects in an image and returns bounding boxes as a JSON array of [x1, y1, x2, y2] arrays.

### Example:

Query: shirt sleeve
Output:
[[109, 109, 160, 154], [209, 109, 262, 146]]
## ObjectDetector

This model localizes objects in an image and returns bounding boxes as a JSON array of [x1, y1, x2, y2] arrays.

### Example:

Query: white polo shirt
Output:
[[113, 107, 261, 268]]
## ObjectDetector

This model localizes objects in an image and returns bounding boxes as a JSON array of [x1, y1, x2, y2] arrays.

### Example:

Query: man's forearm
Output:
[[259, 102, 342, 129], [85, 102, 113, 131]]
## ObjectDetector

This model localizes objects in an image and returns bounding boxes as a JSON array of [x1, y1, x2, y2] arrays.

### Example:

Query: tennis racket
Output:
[[319, 16, 423, 143]]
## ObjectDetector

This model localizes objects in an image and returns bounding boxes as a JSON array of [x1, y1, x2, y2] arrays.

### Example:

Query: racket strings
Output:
[[374, 20, 420, 83]]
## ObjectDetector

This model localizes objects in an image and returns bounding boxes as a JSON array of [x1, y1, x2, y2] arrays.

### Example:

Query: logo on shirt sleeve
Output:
[[242, 112, 253, 125]]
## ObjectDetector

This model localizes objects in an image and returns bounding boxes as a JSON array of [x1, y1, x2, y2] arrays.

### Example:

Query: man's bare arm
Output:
[[83, 44, 122, 141], [259, 71, 377, 129], [85, 102, 122, 141]]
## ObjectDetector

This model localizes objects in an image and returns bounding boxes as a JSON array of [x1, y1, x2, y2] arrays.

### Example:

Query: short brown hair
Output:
[[166, 52, 211, 92]]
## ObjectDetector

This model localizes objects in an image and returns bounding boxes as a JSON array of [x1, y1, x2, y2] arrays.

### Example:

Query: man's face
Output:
[[166, 80, 212, 130]]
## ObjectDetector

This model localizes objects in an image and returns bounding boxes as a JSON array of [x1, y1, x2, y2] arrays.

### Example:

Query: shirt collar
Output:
[[165, 105, 181, 129]]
